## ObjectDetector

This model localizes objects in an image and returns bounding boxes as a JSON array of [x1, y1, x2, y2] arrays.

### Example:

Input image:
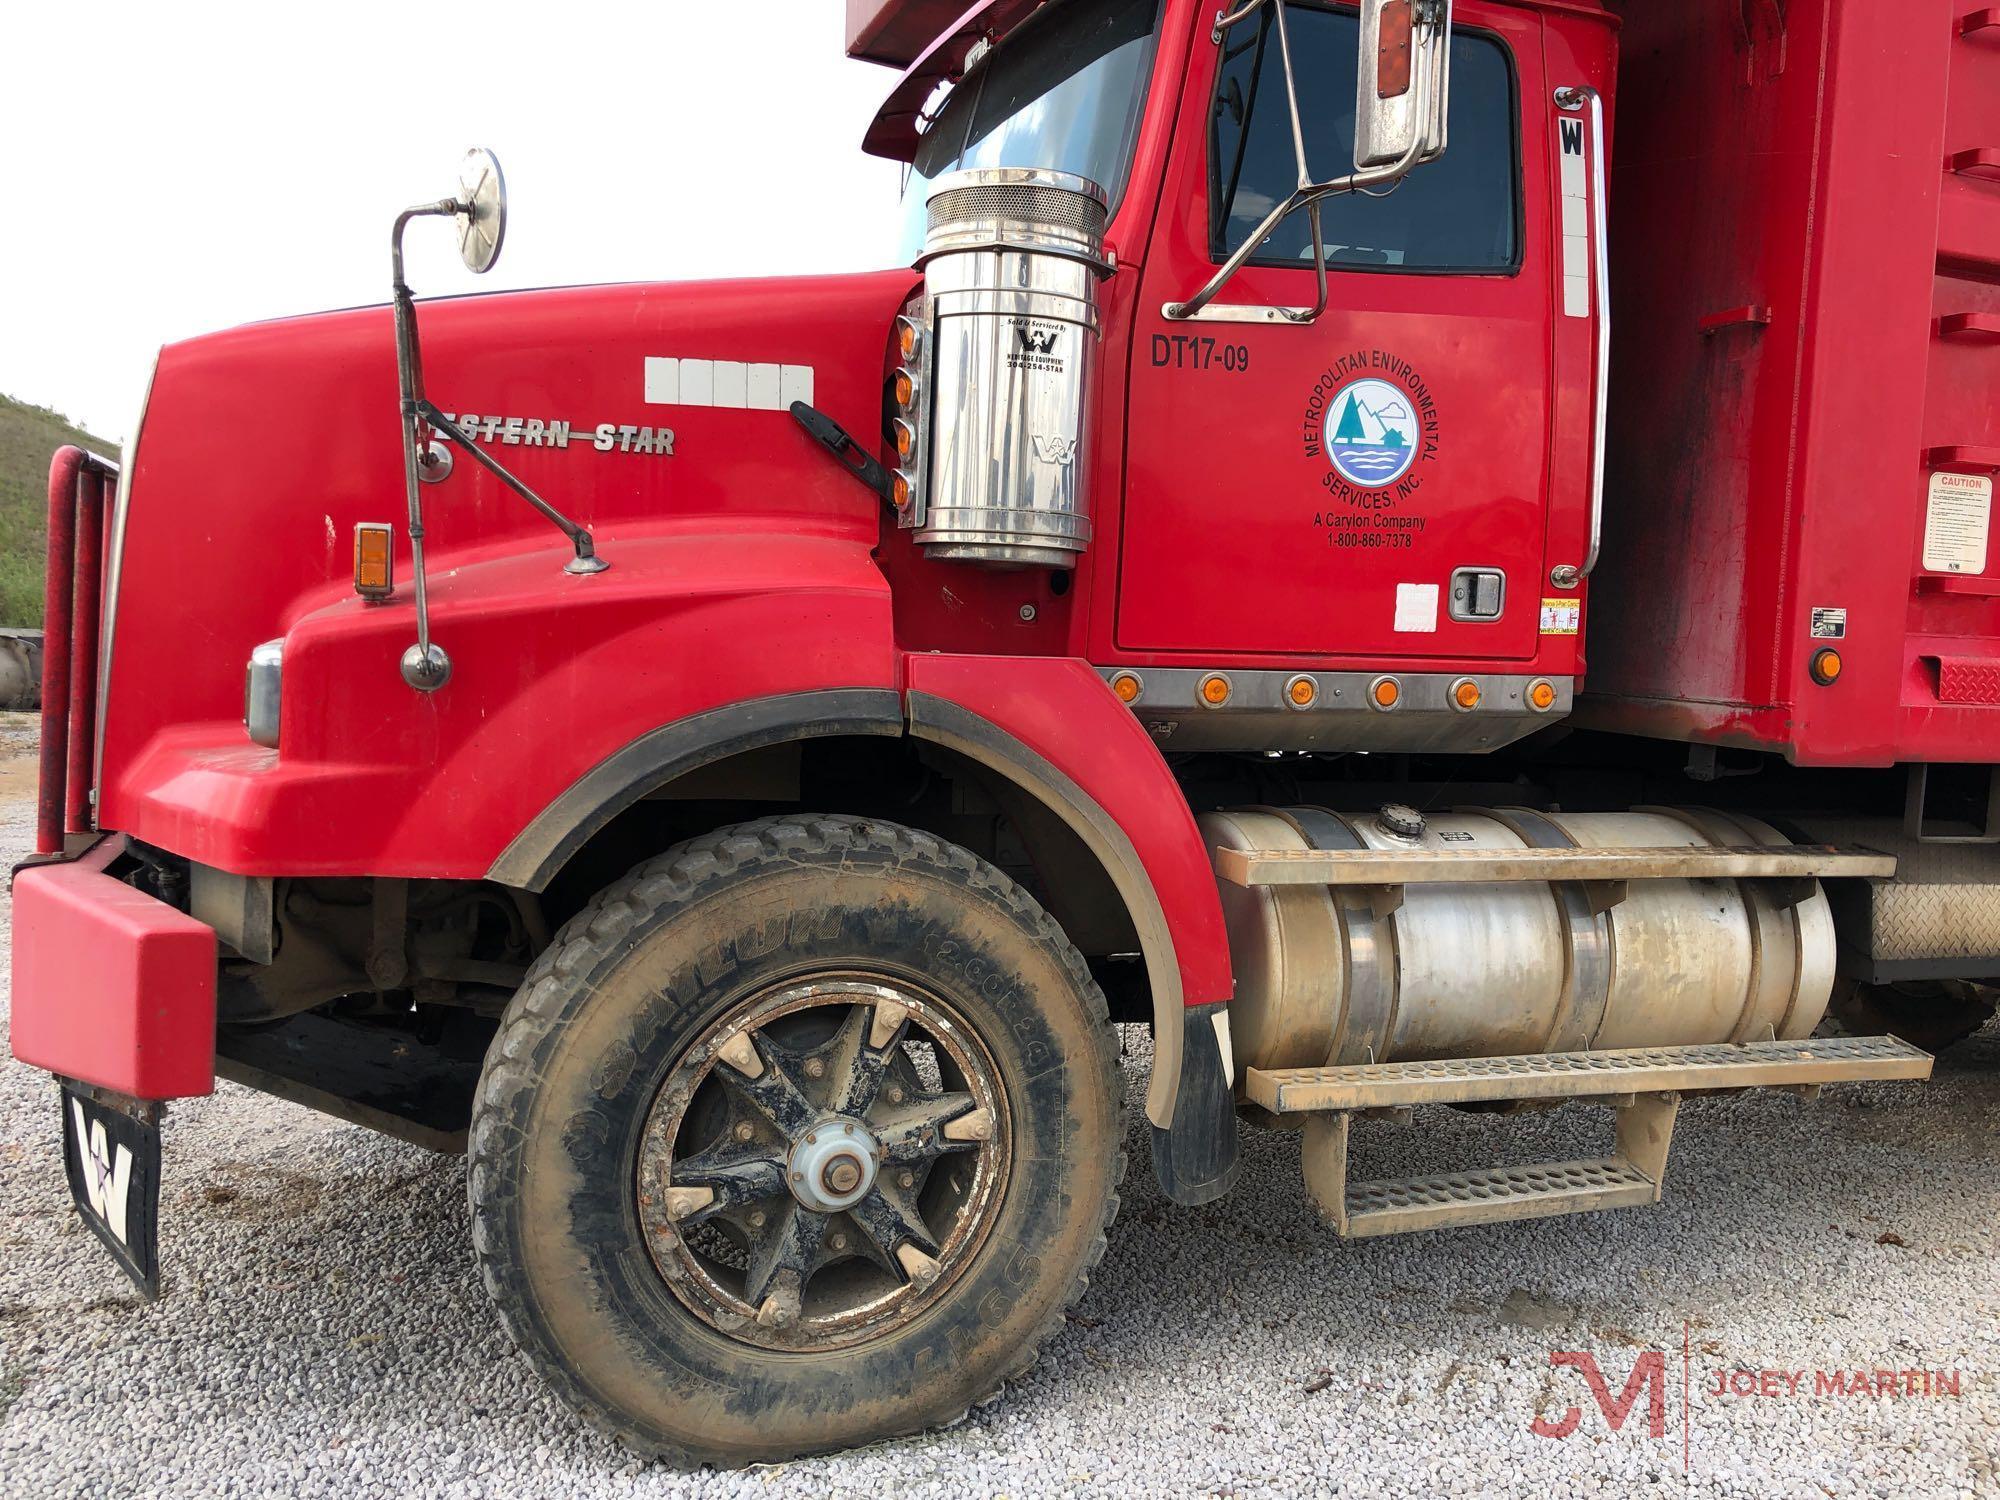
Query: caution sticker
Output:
[[1540, 598, 1581, 636], [1924, 471, 1992, 576]]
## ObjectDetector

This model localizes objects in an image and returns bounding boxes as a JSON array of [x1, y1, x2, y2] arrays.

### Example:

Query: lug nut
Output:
[[830, 1232, 849, 1253], [942, 1107, 995, 1143], [805, 1057, 826, 1080], [734, 1121, 755, 1142], [886, 1085, 905, 1104], [895, 1243, 942, 1289], [897, 1170, 916, 1190], [716, 1032, 764, 1078], [663, 1186, 715, 1221], [748, 1210, 767, 1228]]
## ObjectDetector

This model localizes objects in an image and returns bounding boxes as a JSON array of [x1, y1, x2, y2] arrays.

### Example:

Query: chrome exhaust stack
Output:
[[908, 168, 1109, 570]]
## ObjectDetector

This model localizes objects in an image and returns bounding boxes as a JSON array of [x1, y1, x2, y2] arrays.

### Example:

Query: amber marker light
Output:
[[354, 523, 395, 601], [1370, 676, 1402, 710], [894, 368, 918, 409], [1286, 675, 1318, 709], [1452, 679, 1483, 712], [891, 472, 914, 510], [1199, 673, 1232, 707], [893, 418, 916, 461], [894, 316, 921, 362], [1528, 679, 1559, 712], [1110, 672, 1143, 704], [1810, 648, 1843, 686]]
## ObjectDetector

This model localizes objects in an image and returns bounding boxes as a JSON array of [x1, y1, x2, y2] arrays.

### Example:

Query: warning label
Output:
[[1540, 598, 1581, 636], [1924, 471, 1993, 575]]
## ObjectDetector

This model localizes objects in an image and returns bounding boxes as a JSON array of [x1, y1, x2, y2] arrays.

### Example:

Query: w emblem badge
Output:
[[1016, 327, 1062, 356], [1033, 435, 1079, 466]]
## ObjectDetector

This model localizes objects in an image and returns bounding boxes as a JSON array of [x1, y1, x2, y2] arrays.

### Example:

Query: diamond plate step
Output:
[[1340, 1157, 1658, 1239], [1247, 1035, 1932, 1114]]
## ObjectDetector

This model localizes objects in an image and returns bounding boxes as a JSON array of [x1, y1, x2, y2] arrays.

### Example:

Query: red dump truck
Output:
[[12, 0, 1997, 1466]]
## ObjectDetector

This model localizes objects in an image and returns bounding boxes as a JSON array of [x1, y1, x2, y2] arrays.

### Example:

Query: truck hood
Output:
[[98, 268, 918, 820]]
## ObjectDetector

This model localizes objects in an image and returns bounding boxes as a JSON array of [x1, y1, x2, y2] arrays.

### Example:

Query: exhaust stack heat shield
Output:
[[916, 168, 1108, 570]]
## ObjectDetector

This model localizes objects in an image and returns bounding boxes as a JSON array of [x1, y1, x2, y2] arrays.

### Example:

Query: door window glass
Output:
[[1211, 6, 1520, 271]]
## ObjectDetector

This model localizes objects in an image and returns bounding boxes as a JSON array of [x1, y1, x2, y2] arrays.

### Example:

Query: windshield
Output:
[[897, 0, 1163, 260]]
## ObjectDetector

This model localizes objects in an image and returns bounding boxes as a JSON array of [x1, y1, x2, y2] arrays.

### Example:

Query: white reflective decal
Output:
[[1559, 114, 1591, 319], [646, 358, 813, 412]]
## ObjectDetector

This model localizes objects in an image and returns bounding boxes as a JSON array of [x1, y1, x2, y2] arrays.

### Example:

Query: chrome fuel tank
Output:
[[1202, 806, 1839, 1075]]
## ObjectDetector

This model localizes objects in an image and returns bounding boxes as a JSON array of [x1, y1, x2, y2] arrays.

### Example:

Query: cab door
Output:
[[1116, 2, 1554, 662]]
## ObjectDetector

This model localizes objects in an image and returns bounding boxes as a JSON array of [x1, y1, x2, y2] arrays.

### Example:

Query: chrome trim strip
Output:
[[93, 347, 161, 803]]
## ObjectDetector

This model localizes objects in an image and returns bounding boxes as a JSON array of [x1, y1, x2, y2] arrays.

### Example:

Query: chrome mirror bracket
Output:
[[1169, 0, 1452, 325]]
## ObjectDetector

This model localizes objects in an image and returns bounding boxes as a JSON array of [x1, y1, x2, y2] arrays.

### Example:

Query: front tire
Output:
[[468, 816, 1122, 1466]]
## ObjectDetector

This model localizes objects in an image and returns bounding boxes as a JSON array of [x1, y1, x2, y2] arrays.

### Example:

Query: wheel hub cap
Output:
[[787, 1118, 880, 1212]]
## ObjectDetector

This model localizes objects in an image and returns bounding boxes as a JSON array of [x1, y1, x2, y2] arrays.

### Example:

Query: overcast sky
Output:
[[0, 2, 909, 443]]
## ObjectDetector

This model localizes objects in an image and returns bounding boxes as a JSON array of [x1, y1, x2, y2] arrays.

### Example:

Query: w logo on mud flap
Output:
[[71, 1098, 134, 1245]]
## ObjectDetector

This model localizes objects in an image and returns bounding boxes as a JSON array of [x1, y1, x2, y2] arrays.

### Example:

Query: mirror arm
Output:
[[390, 201, 461, 693], [1211, 0, 1273, 43], [1167, 0, 1433, 323], [414, 401, 609, 576], [1164, 127, 1427, 322]]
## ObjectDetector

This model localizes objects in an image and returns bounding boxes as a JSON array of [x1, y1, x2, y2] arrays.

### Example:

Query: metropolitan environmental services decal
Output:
[[1303, 352, 1439, 497]]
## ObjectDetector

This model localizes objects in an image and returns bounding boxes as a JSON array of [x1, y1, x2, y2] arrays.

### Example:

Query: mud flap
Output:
[[1151, 1002, 1239, 1205], [60, 1084, 163, 1298]]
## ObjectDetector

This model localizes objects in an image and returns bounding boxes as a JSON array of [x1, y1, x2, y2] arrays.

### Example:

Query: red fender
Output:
[[903, 653, 1233, 1128]]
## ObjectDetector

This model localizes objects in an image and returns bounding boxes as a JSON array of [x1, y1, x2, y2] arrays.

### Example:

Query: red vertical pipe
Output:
[[65, 471, 105, 834], [37, 448, 83, 854]]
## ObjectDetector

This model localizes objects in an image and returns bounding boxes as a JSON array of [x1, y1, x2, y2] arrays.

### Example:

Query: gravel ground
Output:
[[0, 742, 1995, 1498]]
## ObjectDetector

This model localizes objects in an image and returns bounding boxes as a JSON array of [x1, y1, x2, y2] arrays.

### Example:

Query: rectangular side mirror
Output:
[[1355, 0, 1451, 171]]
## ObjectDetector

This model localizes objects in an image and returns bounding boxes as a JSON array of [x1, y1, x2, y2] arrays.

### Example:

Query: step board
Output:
[[1247, 1034, 1932, 1113], [1214, 843, 1896, 889], [1340, 1157, 1658, 1239], [1282, 1037, 1931, 1239]]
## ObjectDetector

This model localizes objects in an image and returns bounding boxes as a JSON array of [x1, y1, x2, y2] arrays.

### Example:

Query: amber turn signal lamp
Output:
[[1528, 679, 1559, 712], [1451, 679, 1483, 712], [1199, 674, 1232, 707], [1810, 648, 1843, 686], [894, 316, 921, 362], [1110, 672, 1143, 704], [1370, 676, 1401, 710], [1286, 675, 1318, 708], [354, 523, 395, 601]]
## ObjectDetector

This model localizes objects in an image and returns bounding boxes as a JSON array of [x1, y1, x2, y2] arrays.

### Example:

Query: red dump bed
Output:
[[1585, 0, 2000, 767]]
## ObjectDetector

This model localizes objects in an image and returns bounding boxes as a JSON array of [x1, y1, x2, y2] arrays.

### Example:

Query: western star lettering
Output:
[[438, 413, 676, 456]]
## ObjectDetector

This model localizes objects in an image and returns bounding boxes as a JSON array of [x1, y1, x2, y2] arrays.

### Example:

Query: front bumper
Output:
[[9, 838, 216, 1100]]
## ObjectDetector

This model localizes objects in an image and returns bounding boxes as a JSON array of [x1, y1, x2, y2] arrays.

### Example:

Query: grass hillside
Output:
[[0, 394, 115, 628]]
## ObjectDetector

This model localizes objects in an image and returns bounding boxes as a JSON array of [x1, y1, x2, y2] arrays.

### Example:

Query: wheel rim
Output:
[[637, 976, 1011, 1352]]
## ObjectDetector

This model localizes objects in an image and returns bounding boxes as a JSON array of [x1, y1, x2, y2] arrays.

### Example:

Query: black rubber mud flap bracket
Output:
[[1153, 1001, 1240, 1205]]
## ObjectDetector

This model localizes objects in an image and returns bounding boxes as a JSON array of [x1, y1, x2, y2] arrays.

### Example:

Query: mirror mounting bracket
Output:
[[1169, 0, 1452, 325], [387, 150, 607, 694]]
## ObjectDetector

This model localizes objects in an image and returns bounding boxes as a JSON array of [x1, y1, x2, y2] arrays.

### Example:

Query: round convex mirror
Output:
[[455, 147, 507, 274]]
